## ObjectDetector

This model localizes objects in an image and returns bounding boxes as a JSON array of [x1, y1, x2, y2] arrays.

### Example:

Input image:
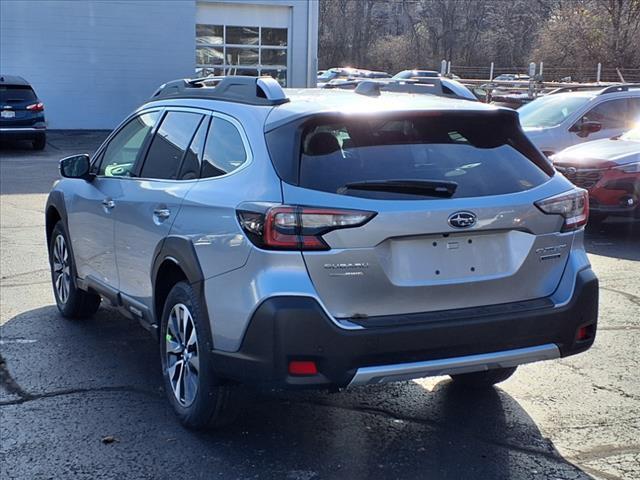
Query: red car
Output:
[[551, 126, 640, 223]]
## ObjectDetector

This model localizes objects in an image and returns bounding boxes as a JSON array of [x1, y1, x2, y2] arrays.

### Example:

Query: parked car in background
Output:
[[519, 85, 640, 156], [393, 70, 441, 80], [46, 75, 597, 429], [0, 74, 46, 150], [493, 74, 530, 82], [551, 125, 640, 223], [317, 67, 390, 87]]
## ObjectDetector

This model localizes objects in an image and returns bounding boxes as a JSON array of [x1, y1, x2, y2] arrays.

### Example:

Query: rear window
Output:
[[271, 113, 551, 200], [0, 85, 37, 103]]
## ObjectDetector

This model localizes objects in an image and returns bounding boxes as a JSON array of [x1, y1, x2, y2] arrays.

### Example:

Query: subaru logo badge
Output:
[[448, 211, 477, 229], [566, 167, 577, 175]]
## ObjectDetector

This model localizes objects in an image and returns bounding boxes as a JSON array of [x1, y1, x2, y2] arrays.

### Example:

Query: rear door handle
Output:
[[102, 199, 115, 209], [153, 208, 171, 220]]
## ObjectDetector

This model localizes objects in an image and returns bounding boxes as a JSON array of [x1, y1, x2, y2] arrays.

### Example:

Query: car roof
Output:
[[265, 88, 506, 130], [0, 74, 30, 86]]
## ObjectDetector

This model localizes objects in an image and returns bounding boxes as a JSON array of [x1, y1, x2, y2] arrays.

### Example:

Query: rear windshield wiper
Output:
[[341, 179, 458, 198]]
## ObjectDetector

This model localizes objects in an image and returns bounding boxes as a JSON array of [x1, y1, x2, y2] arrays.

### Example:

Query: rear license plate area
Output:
[[378, 230, 534, 285]]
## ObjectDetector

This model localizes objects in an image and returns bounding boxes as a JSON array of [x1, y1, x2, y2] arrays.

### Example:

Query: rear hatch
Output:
[[266, 109, 572, 320], [0, 84, 41, 127]]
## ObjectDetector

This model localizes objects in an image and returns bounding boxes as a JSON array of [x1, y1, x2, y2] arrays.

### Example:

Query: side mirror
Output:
[[59, 154, 93, 180]]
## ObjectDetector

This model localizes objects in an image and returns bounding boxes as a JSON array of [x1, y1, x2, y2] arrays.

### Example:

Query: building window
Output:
[[196, 24, 288, 86]]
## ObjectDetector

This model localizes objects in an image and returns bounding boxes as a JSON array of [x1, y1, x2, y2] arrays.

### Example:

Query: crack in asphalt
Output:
[[569, 444, 640, 462], [0, 353, 161, 407], [600, 286, 640, 307], [0, 356, 32, 400], [1, 280, 50, 288], [1, 268, 49, 280], [0, 385, 163, 407], [577, 464, 624, 480]]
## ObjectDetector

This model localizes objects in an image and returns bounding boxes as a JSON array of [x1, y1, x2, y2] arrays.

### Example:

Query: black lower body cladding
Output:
[[211, 269, 598, 388]]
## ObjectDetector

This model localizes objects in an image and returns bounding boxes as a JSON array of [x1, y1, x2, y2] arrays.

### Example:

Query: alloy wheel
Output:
[[52, 234, 71, 304], [165, 303, 200, 407]]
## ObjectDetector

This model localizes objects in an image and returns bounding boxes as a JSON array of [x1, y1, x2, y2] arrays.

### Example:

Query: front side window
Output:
[[518, 95, 590, 129], [582, 99, 629, 130], [201, 117, 247, 178], [99, 111, 159, 177], [140, 111, 203, 180]]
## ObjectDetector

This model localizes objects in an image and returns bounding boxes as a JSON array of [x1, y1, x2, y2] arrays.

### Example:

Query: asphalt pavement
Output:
[[1, 132, 639, 480]]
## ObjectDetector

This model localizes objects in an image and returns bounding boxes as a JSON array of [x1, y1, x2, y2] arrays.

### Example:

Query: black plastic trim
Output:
[[150, 236, 208, 335], [344, 297, 555, 328]]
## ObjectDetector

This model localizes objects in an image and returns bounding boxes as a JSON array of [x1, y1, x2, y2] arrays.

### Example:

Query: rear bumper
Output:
[[0, 126, 46, 141], [211, 268, 598, 388]]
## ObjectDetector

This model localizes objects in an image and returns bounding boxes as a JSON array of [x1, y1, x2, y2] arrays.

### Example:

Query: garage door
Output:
[[196, 3, 290, 86]]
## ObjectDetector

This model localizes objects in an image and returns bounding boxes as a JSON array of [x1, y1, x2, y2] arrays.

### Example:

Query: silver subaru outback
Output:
[[46, 76, 598, 429]]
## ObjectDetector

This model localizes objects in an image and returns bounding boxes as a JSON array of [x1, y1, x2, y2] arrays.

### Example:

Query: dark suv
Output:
[[0, 75, 46, 150]]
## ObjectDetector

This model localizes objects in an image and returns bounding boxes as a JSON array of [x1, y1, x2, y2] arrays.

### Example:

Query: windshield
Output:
[[393, 71, 412, 79], [620, 126, 640, 142], [518, 94, 590, 129]]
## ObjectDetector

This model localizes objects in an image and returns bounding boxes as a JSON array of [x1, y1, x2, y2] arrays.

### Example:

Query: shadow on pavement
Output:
[[585, 217, 640, 261], [1, 304, 592, 479]]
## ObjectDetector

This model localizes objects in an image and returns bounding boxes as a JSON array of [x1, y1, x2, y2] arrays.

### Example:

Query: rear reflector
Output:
[[576, 324, 595, 342], [288, 360, 318, 376], [535, 188, 589, 231]]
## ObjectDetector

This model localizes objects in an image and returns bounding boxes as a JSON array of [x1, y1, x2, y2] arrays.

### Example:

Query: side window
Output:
[[178, 117, 208, 180], [628, 98, 640, 125], [201, 117, 247, 178], [99, 111, 159, 177], [140, 111, 203, 180], [582, 99, 629, 130]]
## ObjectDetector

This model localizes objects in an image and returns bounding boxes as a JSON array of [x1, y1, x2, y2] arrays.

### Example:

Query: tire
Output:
[[160, 281, 239, 430], [49, 221, 101, 318], [32, 134, 46, 150], [450, 366, 517, 389]]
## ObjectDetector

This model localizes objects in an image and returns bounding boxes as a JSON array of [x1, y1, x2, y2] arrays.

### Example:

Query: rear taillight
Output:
[[535, 188, 589, 231], [237, 205, 376, 251], [26, 102, 44, 112]]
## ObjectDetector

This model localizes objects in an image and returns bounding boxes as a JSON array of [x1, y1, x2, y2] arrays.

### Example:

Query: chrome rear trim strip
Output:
[[348, 344, 560, 387], [0, 127, 45, 132]]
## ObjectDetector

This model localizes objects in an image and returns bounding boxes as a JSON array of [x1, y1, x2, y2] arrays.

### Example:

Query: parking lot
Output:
[[1, 132, 639, 480]]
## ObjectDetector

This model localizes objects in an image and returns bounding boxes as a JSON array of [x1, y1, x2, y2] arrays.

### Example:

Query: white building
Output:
[[0, 0, 319, 129]]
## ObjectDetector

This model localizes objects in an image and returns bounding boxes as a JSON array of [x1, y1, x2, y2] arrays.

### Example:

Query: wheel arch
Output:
[[45, 191, 68, 247], [152, 236, 206, 333]]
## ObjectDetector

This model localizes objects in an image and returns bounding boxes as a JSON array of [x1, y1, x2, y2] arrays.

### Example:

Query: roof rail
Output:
[[150, 76, 289, 106], [547, 85, 605, 95], [599, 83, 640, 95], [547, 83, 640, 96]]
